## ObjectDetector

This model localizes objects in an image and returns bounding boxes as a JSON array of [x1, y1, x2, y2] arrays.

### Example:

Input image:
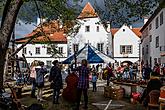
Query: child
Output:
[[92, 72, 97, 92]]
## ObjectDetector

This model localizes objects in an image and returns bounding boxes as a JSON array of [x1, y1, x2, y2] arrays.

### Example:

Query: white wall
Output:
[[68, 17, 112, 56], [17, 43, 67, 67], [142, 8, 165, 68], [113, 25, 140, 64]]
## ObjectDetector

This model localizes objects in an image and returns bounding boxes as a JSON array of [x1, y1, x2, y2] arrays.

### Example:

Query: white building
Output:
[[16, 20, 67, 70], [111, 24, 141, 65], [140, 5, 165, 68], [68, 2, 112, 57]]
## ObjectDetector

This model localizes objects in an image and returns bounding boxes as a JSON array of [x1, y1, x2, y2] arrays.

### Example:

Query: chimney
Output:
[[106, 21, 111, 32], [129, 25, 132, 29], [37, 17, 46, 26], [143, 17, 148, 24]]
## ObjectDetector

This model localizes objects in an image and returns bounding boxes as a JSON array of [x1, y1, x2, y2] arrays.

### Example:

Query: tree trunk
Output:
[[0, 0, 23, 89]]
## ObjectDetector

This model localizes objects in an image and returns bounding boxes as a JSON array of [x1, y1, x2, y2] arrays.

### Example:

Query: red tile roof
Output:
[[110, 28, 142, 38], [16, 20, 67, 44], [132, 28, 142, 38], [110, 28, 119, 36], [77, 2, 98, 19]]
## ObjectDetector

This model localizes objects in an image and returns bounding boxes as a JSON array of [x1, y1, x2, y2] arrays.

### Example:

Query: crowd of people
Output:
[[19, 58, 165, 110]]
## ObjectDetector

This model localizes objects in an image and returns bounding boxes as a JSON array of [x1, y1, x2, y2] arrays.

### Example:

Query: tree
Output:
[[91, 0, 161, 27], [0, 0, 78, 89], [0, 0, 164, 89]]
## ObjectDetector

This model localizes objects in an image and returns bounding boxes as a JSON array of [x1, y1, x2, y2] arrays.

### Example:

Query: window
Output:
[[58, 47, 63, 54], [146, 45, 149, 54], [46, 61, 52, 68], [149, 24, 152, 30], [22, 62, 27, 68], [35, 47, 40, 54], [22, 47, 27, 54], [160, 12, 163, 25], [150, 57, 152, 67], [73, 44, 79, 52], [142, 47, 144, 55], [85, 26, 90, 32], [158, 58, 161, 64], [47, 47, 51, 54], [155, 17, 159, 29], [106, 47, 109, 55], [120, 45, 133, 54], [97, 43, 104, 52], [155, 36, 159, 48], [96, 26, 99, 32], [154, 58, 157, 64], [149, 35, 152, 42]]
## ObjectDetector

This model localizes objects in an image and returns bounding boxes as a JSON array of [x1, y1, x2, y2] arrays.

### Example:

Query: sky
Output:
[[14, 0, 145, 38]]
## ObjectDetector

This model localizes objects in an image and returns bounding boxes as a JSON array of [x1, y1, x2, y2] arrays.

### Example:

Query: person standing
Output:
[[35, 61, 47, 101], [92, 72, 97, 92], [129, 65, 133, 80], [76, 59, 90, 110], [30, 61, 38, 98], [106, 63, 114, 86], [49, 60, 63, 104]]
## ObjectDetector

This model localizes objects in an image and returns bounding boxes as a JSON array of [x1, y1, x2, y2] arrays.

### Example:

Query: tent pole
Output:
[[74, 51, 77, 68]]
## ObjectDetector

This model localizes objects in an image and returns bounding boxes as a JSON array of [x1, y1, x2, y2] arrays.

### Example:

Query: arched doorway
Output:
[[121, 60, 133, 66]]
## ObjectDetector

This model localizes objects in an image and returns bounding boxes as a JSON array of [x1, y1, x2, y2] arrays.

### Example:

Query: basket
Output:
[[149, 90, 160, 104], [160, 86, 165, 98]]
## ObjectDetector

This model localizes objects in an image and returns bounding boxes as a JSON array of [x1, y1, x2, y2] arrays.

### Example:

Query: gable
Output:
[[111, 26, 141, 38], [77, 2, 98, 19]]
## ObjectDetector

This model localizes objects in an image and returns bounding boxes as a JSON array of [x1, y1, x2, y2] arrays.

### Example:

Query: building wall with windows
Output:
[[141, 7, 165, 68], [16, 20, 68, 70], [111, 24, 141, 65], [16, 43, 67, 69], [68, 2, 112, 57]]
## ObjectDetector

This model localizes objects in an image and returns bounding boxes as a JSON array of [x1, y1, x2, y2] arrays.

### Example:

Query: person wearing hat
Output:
[[49, 60, 63, 104]]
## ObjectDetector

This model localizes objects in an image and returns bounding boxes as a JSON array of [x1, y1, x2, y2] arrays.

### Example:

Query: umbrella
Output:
[[62, 44, 115, 64]]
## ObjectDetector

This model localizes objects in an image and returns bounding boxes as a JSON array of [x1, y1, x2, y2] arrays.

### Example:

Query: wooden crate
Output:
[[104, 86, 124, 100]]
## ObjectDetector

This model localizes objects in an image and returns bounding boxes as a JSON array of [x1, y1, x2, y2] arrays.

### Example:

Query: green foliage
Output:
[[94, 0, 161, 27]]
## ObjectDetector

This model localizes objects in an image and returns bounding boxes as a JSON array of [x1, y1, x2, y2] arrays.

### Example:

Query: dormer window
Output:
[[85, 26, 90, 32]]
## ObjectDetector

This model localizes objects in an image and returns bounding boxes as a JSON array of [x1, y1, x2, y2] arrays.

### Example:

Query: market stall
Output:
[[62, 44, 115, 64]]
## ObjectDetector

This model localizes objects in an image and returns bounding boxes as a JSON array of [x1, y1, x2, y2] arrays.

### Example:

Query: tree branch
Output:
[[1, 0, 12, 28], [9, 32, 41, 58]]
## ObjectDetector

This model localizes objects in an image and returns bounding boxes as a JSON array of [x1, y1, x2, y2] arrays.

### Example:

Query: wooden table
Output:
[[112, 81, 138, 97], [159, 97, 165, 110]]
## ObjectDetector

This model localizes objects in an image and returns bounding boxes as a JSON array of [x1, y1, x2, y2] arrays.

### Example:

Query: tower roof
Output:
[[77, 2, 98, 19]]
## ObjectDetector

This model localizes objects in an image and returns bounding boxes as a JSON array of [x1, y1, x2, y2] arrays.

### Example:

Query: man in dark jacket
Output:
[[49, 60, 63, 104], [140, 73, 162, 106]]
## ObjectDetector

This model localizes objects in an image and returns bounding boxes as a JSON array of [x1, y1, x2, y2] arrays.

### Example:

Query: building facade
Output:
[[111, 24, 141, 66], [140, 6, 165, 68], [68, 2, 112, 57], [16, 21, 67, 70]]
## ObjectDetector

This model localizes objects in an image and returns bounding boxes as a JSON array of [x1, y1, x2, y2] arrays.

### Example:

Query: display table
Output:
[[112, 81, 138, 97], [112, 81, 147, 97]]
